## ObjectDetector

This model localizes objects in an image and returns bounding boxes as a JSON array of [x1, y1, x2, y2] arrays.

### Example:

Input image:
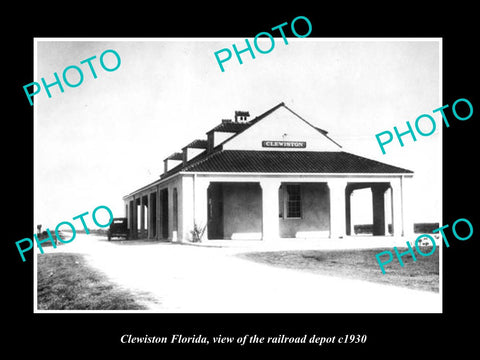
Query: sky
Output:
[[34, 38, 441, 231]]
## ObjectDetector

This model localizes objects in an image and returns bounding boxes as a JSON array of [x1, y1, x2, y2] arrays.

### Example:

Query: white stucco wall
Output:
[[222, 182, 262, 239], [279, 183, 330, 238], [223, 106, 341, 152]]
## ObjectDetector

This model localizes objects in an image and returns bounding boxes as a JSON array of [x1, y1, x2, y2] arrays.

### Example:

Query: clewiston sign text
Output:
[[262, 140, 306, 148]]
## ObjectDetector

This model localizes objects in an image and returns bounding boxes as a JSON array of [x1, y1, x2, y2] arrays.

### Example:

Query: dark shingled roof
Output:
[[207, 121, 252, 133], [177, 150, 412, 174], [182, 139, 208, 149], [156, 103, 412, 180], [164, 152, 183, 161]]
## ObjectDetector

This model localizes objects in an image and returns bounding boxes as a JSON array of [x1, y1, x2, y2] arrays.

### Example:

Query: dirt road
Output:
[[37, 234, 441, 313]]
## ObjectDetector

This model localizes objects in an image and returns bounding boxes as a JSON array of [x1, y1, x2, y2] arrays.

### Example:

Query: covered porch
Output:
[[190, 175, 409, 242]]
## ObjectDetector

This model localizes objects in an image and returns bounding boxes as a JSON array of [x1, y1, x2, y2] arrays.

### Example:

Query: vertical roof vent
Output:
[[234, 111, 250, 123]]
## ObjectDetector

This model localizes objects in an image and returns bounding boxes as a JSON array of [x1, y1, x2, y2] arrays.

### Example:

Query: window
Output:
[[286, 184, 302, 218]]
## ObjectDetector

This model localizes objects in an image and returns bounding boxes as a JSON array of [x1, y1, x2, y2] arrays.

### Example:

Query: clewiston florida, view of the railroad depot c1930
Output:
[[123, 102, 413, 244]]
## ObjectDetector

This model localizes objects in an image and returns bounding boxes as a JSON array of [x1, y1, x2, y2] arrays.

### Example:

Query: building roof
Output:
[[182, 139, 208, 149], [207, 121, 252, 133], [157, 102, 412, 179], [170, 150, 413, 175], [164, 152, 183, 161], [125, 103, 413, 197], [205, 103, 337, 150]]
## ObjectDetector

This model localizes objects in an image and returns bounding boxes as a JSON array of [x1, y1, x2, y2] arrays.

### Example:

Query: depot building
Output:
[[123, 102, 413, 242]]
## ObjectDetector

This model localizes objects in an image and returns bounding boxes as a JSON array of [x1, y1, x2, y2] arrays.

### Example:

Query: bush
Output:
[[190, 223, 206, 243]]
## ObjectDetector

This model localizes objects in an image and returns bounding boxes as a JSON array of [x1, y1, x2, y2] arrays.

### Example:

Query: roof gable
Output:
[[156, 102, 413, 181], [222, 103, 342, 152]]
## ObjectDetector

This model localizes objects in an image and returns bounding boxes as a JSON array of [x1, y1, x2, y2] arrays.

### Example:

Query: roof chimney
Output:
[[234, 111, 250, 123]]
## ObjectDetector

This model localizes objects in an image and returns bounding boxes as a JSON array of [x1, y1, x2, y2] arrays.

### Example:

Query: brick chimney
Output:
[[234, 111, 250, 123]]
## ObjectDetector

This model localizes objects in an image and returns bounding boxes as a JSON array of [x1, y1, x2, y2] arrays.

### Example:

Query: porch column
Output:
[[260, 179, 280, 241], [140, 195, 146, 238], [156, 186, 161, 240], [345, 186, 353, 236], [372, 184, 389, 236], [328, 179, 347, 238], [402, 176, 414, 237], [147, 193, 152, 239], [391, 178, 404, 237], [159, 188, 169, 240], [385, 187, 392, 235], [131, 196, 137, 239], [125, 201, 130, 229], [168, 186, 174, 241], [194, 177, 210, 241], [180, 175, 194, 242]]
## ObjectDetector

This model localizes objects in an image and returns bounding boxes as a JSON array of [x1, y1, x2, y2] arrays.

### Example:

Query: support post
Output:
[[147, 193, 152, 239], [391, 178, 404, 237], [140, 195, 146, 238], [180, 175, 194, 242], [260, 179, 280, 241], [372, 185, 387, 236], [156, 186, 161, 240], [131, 196, 137, 239], [194, 177, 210, 241], [345, 186, 353, 236], [328, 179, 347, 239]]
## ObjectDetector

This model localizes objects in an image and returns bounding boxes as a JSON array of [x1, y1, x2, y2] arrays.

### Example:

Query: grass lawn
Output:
[[37, 253, 150, 310], [238, 248, 439, 292]]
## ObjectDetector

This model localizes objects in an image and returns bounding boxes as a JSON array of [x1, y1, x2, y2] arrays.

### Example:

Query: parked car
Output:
[[108, 217, 129, 241]]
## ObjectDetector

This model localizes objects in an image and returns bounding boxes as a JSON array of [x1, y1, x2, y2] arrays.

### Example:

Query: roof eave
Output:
[[179, 170, 414, 177]]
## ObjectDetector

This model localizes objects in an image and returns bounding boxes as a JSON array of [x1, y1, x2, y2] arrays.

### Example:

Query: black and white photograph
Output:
[[33, 38, 442, 314], [7, 7, 478, 356]]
